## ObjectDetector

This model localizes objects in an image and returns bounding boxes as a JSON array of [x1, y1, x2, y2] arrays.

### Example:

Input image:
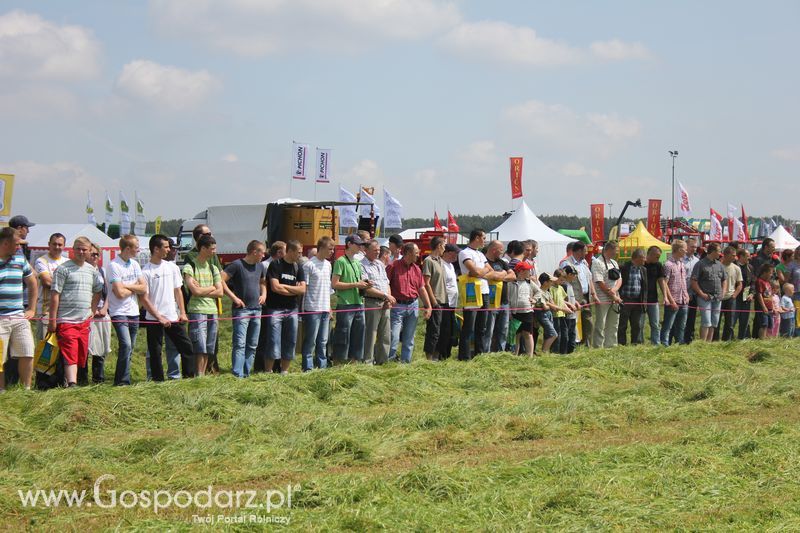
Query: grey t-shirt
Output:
[[51, 260, 103, 322], [422, 255, 447, 305], [223, 259, 265, 309], [691, 257, 728, 299]]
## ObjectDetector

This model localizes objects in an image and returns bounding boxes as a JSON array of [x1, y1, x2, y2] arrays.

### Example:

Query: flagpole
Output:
[[669, 150, 678, 234]]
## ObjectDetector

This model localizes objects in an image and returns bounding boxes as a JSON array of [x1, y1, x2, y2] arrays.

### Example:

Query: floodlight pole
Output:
[[669, 150, 678, 234]]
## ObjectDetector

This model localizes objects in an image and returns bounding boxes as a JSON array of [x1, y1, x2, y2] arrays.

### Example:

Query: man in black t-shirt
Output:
[[265, 240, 306, 373], [642, 245, 667, 345], [484, 240, 516, 352]]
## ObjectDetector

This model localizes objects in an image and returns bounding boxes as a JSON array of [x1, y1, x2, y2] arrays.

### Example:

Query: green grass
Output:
[[2, 316, 800, 530]]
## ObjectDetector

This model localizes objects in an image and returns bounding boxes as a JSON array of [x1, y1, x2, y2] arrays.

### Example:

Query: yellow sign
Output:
[[0, 174, 14, 225], [154, 216, 162, 234]]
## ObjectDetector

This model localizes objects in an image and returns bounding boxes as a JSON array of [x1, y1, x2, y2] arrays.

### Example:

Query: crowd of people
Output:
[[0, 213, 796, 391]]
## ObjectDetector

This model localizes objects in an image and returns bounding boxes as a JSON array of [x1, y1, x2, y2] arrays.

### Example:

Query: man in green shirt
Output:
[[183, 235, 223, 376], [332, 234, 370, 363]]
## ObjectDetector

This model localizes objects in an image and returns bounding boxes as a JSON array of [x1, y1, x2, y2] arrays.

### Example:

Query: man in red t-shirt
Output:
[[386, 243, 431, 363]]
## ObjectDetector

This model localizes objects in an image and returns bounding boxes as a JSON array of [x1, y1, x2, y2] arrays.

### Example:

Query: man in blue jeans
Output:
[[387, 243, 432, 363], [223, 240, 267, 377], [301, 236, 334, 371], [661, 240, 687, 346], [642, 245, 668, 345], [107, 234, 147, 386], [332, 235, 370, 363], [265, 240, 305, 374]]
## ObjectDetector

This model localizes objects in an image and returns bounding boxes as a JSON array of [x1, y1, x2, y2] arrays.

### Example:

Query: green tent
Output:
[[558, 229, 591, 244]]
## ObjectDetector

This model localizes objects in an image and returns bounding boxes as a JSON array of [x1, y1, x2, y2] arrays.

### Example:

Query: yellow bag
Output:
[[34, 333, 60, 376], [486, 280, 503, 309], [458, 275, 483, 309]]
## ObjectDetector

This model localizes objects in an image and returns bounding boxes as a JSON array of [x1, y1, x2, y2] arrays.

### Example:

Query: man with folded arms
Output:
[[387, 243, 432, 363]]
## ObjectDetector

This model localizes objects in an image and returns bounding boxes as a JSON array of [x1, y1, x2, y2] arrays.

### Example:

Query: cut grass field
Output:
[[2, 319, 800, 530]]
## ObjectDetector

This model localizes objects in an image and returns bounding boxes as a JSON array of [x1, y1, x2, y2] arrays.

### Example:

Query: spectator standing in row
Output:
[[48, 237, 103, 388], [661, 240, 688, 346], [265, 240, 305, 374], [332, 235, 369, 363], [183, 235, 223, 377], [438, 244, 460, 360], [107, 235, 146, 386], [86, 243, 111, 383], [387, 243, 431, 363], [643, 246, 667, 345], [617, 248, 647, 346], [361, 239, 394, 365], [691, 242, 728, 342], [592, 240, 622, 349], [222, 240, 267, 378], [560, 242, 597, 346], [302, 237, 334, 371], [422, 236, 447, 360], [717, 246, 743, 341], [484, 240, 515, 352], [0, 227, 37, 391], [141, 234, 195, 382], [34, 232, 67, 341]]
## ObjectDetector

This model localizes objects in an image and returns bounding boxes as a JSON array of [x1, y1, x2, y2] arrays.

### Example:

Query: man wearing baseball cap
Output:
[[8, 215, 34, 262]]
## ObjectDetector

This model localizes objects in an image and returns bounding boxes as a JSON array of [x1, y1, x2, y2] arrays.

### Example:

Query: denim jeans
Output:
[[661, 304, 688, 346], [267, 309, 298, 361], [459, 301, 488, 360], [390, 301, 419, 363], [146, 321, 194, 382], [112, 315, 139, 386], [231, 307, 261, 377], [332, 304, 365, 361], [484, 305, 510, 352], [646, 302, 661, 345], [302, 311, 330, 371]]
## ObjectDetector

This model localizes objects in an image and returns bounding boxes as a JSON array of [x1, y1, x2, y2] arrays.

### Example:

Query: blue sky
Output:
[[1, 0, 798, 224]]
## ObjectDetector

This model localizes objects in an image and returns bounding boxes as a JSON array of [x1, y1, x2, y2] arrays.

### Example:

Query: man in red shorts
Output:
[[48, 237, 104, 387]]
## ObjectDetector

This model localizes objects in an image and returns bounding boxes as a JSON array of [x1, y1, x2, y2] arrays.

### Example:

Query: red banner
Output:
[[590, 204, 605, 243], [509, 157, 523, 199], [647, 199, 662, 238], [447, 210, 459, 245], [433, 211, 443, 231]]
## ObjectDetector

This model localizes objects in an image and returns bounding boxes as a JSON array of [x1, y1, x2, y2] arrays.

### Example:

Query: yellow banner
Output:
[[0, 174, 14, 225], [154, 216, 162, 234]]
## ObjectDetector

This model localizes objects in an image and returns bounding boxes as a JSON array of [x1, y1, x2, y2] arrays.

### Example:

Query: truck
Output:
[[176, 204, 269, 264]]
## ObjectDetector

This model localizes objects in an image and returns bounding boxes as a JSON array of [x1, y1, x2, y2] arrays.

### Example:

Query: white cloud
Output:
[[0, 10, 102, 80], [561, 162, 600, 178], [439, 21, 582, 66], [439, 21, 652, 67], [503, 99, 641, 157], [3, 160, 113, 223], [460, 140, 497, 168], [770, 146, 800, 161], [149, 0, 461, 56], [343, 159, 385, 185], [221, 153, 239, 163], [115, 60, 221, 110], [590, 39, 652, 61]]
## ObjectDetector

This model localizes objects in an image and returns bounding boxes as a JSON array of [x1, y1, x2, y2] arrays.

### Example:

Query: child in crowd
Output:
[[560, 266, 580, 353], [779, 283, 796, 338], [754, 264, 774, 340], [536, 273, 569, 353], [508, 262, 536, 356], [551, 268, 579, 354], [770, 280, 782, 337]]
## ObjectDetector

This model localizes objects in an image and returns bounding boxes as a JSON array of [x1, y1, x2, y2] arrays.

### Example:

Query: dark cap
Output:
[[8, 215, 35, 228], [539, 272, 557, 284], [444, 244, 460, 254], [562, 265, 577, 276], [345, 234, 366, 246]]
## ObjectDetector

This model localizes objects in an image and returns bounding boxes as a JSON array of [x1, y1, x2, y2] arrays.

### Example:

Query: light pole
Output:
[[669, 150, 678, 231]]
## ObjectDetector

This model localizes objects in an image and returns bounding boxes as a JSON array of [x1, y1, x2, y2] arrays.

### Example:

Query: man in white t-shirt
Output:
[[457, 228, 494, 360], [439, 243, 460, 359], [301, 236, 334, 371], [33, 232, 68, 340], [591, 240, 623, 348], [107, 234, 147, 386], [140, 234, 194, 382]]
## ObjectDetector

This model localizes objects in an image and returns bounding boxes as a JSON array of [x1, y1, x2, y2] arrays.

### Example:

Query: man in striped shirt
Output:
[[48, 236, 104, 387], [0, 227, 38, 391]]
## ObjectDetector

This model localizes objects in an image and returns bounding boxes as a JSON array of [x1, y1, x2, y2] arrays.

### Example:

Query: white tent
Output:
[[767, 225, 800, 251], [26, 224, 119, 267], [491, 200, 575, 275]]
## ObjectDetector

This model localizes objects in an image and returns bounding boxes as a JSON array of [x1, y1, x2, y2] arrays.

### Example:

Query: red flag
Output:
[[433, 211, 443, 231], [509, 157, 523, 199], [590, 204, 605, 243], [741, 205, 750, 241], [447, 211, 459, 245], [710, 208, 723, 221], [647, 199, 662, 238]]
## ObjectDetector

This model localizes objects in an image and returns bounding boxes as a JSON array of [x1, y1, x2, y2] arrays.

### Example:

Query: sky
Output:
[[1, 0, 798, 225]]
